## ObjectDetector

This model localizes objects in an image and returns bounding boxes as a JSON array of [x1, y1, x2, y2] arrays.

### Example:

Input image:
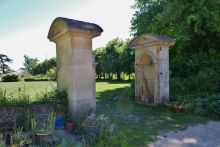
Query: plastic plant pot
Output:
[[55, 117, 65, 129]]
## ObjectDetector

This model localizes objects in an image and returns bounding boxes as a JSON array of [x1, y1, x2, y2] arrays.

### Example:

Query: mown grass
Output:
[[0, 81, 56, 100], [0, 80, 209, 146], [95, 80, 208, 146]]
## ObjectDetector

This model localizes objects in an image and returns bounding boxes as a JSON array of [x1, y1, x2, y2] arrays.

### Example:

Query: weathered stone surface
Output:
[[48, 17, 103, 42], [48, 17, 103, 119], [129, 34, 175, 104]]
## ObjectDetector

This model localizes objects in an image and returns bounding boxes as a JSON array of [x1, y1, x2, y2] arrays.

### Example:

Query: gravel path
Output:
[[150, 121, 220, 147]]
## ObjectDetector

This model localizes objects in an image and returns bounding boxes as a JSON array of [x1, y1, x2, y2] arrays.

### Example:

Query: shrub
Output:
[[22, 74, 55, 82], [2, 74, 19, 82], [191, 93, 220, 118], [46, 67, 56, 80], [18, 70, 32, 81], [205, 93, 220, 118], [89, 123, 129, 147], [51, 90, 68, 113], [170, 66, 220, 102], [24, 78, 49, 82]]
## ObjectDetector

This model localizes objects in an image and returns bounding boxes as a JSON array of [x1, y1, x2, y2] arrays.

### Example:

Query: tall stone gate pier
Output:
[[48, 17, 103, 119]]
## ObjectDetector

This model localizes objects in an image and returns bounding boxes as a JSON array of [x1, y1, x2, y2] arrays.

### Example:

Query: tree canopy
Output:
[[131, 0, 220, 100], [132, 0, 220, 53], [23, 55, 56, 75], [93, 38, 134, 80], [0, 54, 13, 74]]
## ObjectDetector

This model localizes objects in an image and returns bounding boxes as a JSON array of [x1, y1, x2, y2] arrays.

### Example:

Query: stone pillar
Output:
[[129, 34, 175, 104], [48, 17, 103, 119], [159, 46, 170, 103]]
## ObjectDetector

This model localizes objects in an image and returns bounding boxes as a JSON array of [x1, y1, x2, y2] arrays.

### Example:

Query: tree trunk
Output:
[[116, 72, 121, 80], [103, 73, 106, 80], [2, 65, 5, 74], [108, 73, 111, 80]]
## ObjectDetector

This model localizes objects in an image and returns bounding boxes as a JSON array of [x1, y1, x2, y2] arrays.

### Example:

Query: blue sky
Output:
[[0, 0, 87, 36], [0, 0, 135, 70]]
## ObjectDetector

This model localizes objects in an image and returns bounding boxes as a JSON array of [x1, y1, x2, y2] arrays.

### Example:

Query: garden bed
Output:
[[0, 104, 49, 129]]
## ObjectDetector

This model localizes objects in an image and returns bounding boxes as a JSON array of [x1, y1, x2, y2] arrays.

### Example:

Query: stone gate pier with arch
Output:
[[129, 34, 175, 104]]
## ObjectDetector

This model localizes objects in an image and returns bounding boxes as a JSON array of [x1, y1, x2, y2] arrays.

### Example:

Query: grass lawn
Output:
[[0, 81, 56, 101], [0, 80, 208, 146]]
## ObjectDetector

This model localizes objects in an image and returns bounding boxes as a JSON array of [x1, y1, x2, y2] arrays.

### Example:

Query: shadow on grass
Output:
[[96, 86, 131, 101], [96, 85, 209, 146]]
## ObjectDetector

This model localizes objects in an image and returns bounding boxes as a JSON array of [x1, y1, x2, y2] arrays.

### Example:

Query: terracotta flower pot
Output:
[[66, 123, 73, 131]]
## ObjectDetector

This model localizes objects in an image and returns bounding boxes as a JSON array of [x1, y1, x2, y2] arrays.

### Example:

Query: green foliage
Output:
[[46, 67, 56, 80], [46, 110, 56, 133], [83, 114, 109, 127], [17, 109, 33, 131], [31, 117, 37, 133], [11, 127, 23, 144], [96, 81, 208, 146], [0, 134, 4, 146], [170, 53, 220, 118], [0, 88, 7, 104], [23, 55, 56, 75], [57, 138, 76, 147], [204, 93, 220, 117], [0, 54, 13, 74], [23, 55, 39, 75], [30, 110, 56, 134], [132, 0, 220, 117], [0, 82, 56, 107], [132, 0, 220, 53], [51, 90, 68, 113], [0, 81, 210, 146], [94, 38, 134, 80], [2, 73, 19, 82], [81, 113, 129, 147], [23, 74, 51, 81], [89, 123, 129, 147], [18, 70, 32, 81], [34, 57, 56, 75]]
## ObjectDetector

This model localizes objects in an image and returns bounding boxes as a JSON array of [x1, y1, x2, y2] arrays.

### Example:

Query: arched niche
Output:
[[129, 34, 175, 104], [136, 52, 155, 103]]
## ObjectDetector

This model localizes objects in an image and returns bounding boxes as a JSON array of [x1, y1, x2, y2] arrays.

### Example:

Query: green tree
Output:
[[131, 0, 220, 100], [0, 54, 13, 74], [23, 55, 56, 75], [105, 38, 127, 80], [93, 47, 105, 79], [132, 0, 220, 54], [94, 39, 135, 80], [23, 55, 39, 75], [34, 57, 56, 75], [121, 42, 135, 80]]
